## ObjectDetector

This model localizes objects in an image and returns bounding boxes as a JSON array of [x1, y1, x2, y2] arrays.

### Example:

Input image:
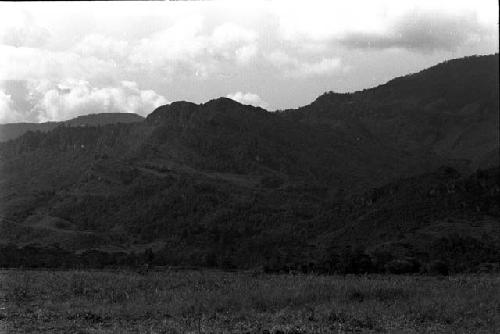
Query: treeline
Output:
[[0, 244, 154, 270], [261, 234, 500, 275], [2, 233, 499, 275]]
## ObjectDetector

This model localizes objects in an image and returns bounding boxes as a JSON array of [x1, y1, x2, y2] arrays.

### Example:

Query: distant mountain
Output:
[[0, 113, 144, 142], [63, 113, 144, 127], [0, 54, 498, 272], [0, 122, 59, 143]]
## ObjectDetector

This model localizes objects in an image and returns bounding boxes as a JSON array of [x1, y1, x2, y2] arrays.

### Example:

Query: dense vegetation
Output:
[[0, 54, 498, 273], [1, 167, 498, 274]]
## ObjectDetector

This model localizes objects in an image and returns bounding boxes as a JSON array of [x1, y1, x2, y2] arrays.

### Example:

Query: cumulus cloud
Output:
[[28, 80, 168, 122], [210, 23, 258, 64], [266, 51, 343, 77], [0, 1, 498, 119], [129, 15, 206, 69], [211, 22, 257, 49], [227, 91, 269, 109], [0, 45, 118, 83], [129, 16, 259, 77], [0, 9, 50, 48], [0, 89, 24, 123], [73, 34, 129, 61], [234, 44, 258, 64], [295, 58, 343, 77]]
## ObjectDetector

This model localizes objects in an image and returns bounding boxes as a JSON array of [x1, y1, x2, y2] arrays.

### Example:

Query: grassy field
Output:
[[0, 269, 499, 333]]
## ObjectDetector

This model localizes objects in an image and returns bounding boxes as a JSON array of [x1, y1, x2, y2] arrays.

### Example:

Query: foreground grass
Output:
[[0, 270, 499, 333]]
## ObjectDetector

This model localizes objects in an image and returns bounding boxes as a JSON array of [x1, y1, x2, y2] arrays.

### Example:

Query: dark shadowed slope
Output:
[[283, 54, 499, 171], [141, 97, 432, 191]]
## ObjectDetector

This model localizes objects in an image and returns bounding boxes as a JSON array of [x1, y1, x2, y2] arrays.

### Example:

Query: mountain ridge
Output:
[[0, 112, 145, 142], [0, 54, 498, 272]]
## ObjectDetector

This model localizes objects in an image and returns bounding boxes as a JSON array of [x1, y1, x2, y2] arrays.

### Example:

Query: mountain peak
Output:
[[146, 101, 200, 123], [203, 97, 243, 108]]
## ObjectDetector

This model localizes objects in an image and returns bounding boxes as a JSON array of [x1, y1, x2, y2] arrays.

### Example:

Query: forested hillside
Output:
[[0, 54, 498, 273]]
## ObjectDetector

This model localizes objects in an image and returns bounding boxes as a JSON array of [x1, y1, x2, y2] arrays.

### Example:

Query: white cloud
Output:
[[211, 22, 257, 49], [73, 34, 129, 60], [266, 50, 295, 67], [129, 17, 259, 77], [210, 23, 259, 65], [0, 89, 24, 123], [294, 58, 343, 77], [0, 45, 118, 83], [266, 51, 343, 77], [227, 91, 268, 109], [129, 15, 206, 69], [28, 79, 168, 122], [271, 0, 498, 53], [234, 44, 258, 64], [339, 10, 495, 52], [0, 9, 50, 48], [0, 0, 497, 120]]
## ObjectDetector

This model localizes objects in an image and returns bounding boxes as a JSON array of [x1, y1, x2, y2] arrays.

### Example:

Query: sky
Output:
[[0, 0, 498, 123]]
